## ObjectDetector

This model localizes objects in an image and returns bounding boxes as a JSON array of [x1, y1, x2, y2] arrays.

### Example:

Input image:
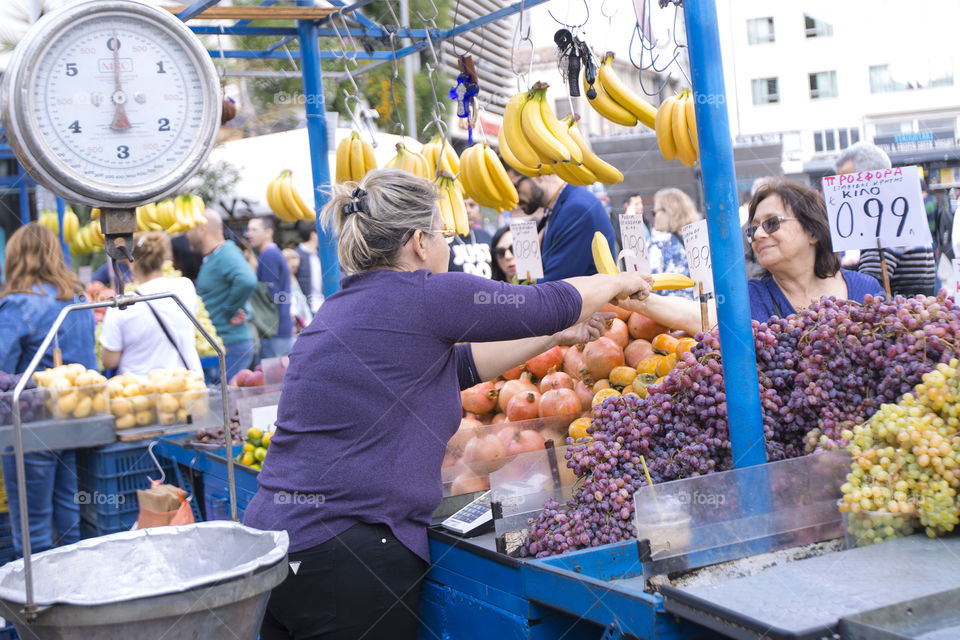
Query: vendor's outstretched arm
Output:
[[616, 293, 716, 337]]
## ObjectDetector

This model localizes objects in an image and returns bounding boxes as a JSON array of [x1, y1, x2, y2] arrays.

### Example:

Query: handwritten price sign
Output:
[[681, 219, 714, 296], [821, 166, 932, 252], [509, 218, 543, 281], [618, 214, 650, 273]]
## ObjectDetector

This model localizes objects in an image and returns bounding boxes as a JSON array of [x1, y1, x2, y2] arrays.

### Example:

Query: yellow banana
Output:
[[582, 69, 638, 128], [539, 93, 582, 165], [90, 208, 100, 220], [502, 91, 543, 169], [498, 127, 540, 177], [685, 95, 699, 153], [482, 145, 519, 208], [435, 177, 456, 233], [655, 96, 678, 162], [350, 135, 366, 182], [597, 52, 657, 129], [265, 176, 285, 219], [90, 218, 104, 245], [335, 136, 352, 183], [459, 146, 498, 209], [468, 144, 505, 210], [591, 231, 619, 275], [288, 175, 316, 221], [521, 84, 571, 164], [385, 143, 405, 171], [449, 183, 469, 236], [174, 195, 193, 227], [440, 141, 460, 175], [552, 160, 598, 187], [276, 172, 300, 222], [190, 195, 207, 226], [155, 199, 175, 228], [422, 137, 439, 177], [563, 115, 623, 185], [672, 91, 697, 167], [361, 138, 377, 175], [62, 208, 79, 241], [652, 273, 695, 291]]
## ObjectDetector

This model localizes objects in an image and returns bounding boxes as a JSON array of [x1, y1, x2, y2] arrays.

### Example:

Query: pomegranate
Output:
[[562, 345, 587, 380], [462, 433, 506, 463], [627, 313, 667, 341], [539, 371, 574, 393], [508, 429, 547, 456], [447, 417, 482, 456], [582, 337, 625, 381], [573, 380, 594, 411], [624, 339, 654, 369], [451, 471, 490, 495], [497, 372, 537, 413], [599, 302, 633, 322], [525, 345, 563, 379], [539, 388, 581, 418], [604, 318, 629, 349], [460, 381, 498, 415], [501, 364, 523, 380], [496, 425, 519, 448], [491, 413, 507, 424], [506, 391, 540, 422]]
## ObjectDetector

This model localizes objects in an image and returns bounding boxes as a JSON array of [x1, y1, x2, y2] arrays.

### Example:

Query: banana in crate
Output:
[[266, 170, 316, 222]]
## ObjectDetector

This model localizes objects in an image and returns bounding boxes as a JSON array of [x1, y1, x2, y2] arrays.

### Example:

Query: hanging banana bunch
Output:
[[655, 89, 699, 167], [435, 172, 469, 236], [385, 142, 431, 179], [581, 51, 658, 130], [335, 131, 377, 183], [459, 143, 519, 213], [266, 170, 315, 223], [421, 135, 460, 179]]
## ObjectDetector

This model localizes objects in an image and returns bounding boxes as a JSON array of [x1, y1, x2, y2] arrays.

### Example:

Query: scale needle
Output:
[[110, 30, 130, 131]]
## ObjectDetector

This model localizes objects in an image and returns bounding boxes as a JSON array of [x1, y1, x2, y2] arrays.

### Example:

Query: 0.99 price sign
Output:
[[681, 219, 714, 296], [821, 166, 933, 252], [509, 218, 543, 281]]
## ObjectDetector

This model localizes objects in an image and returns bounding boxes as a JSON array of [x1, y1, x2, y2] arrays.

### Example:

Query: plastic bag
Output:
[[135, 480, 195, 529]]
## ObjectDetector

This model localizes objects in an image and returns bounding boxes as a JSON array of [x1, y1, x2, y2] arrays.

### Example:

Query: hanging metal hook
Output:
[[215, 25, 228, 80], [147, 441, 166, 485], [548, 0, 589, 30], [601, 0, 618, 19], [328, 9, 359, 65]]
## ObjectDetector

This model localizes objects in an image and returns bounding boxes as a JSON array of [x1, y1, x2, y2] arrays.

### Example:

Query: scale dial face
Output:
[[2, 1, 220, 207]]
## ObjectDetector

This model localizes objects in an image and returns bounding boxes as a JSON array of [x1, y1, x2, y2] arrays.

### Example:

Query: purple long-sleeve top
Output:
[[243, 268, 582, 561]]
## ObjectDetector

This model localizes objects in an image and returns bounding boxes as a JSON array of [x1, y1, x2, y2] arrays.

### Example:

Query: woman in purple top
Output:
[[244, 169, 654, 640], [622, 179, 884, 334]]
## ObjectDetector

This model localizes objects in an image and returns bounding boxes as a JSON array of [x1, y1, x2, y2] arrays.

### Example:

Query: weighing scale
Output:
[[0, 0, 231, 620]]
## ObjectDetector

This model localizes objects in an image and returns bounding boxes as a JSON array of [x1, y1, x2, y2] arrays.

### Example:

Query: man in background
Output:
[[294, 221, 323, 315], [448, 198, 493, 277], [246, 216, 294, 358], [186, 208, 257, 383]]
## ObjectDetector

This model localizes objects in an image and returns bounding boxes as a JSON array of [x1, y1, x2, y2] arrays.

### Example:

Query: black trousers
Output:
[[261, 523, 428, 640]]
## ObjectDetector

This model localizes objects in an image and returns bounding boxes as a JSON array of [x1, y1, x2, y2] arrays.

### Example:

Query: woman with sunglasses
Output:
[[244, 169, 654, 640], [489, 225, 517, 282], [621, 179, 884, 334]]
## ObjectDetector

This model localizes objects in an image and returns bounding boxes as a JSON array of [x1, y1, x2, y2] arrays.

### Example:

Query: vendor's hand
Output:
[[617, 272, 654, 301], [554, 312, 615, 346], [229, 308, 247, 325]]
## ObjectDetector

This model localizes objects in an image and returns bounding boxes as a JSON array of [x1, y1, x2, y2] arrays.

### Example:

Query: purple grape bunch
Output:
[[521, 292, 960, 558], [0, 370, 43, 426]]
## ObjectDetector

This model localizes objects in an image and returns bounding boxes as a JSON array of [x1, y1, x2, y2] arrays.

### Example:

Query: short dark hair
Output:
[[253, 215, 276, 238], [488, 225, 512, 282], [296, 220, 317, 242], [747, 179, 841, 279]]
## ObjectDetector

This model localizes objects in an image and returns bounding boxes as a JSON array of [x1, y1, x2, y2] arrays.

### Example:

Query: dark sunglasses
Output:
[[494, 245, 514, 259], [746, 216, 800, 241]]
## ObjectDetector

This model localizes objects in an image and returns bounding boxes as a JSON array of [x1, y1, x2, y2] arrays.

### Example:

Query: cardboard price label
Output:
[[509, 218, 543, 281], [251, 405, 278, 433], [681, 219, 714, 296], [821, 166, 933, 251], [618, 214, 650, 272]]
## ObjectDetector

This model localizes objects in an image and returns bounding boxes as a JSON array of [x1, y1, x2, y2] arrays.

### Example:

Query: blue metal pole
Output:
[[55, 197, 70, 266], [297, 1, 340, 296], [684, 0, 766, 468], [18, 169, 29, 226]]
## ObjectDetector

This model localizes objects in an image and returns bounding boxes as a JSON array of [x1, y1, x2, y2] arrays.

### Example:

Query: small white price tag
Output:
[[681, 219, 714, 296], [251, 405, 278, 433], [821, 166, 933, 251], [618, 214, 650, 272], [509, 218, 543, 281]]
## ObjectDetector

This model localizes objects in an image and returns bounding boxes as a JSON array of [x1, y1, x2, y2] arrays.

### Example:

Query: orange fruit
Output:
[[568, 417, 591, 440], [636, 354, 664, 375], [592, 388, 621, 407], [675, 337, 697, 357], [608, 366, 637, 388], [655, 353, 677, 377], [651, 333, 679, 355]]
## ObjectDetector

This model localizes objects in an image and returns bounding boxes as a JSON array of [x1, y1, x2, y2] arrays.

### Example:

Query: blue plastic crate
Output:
[[76, 441, 175, 533], [203, 470, 257, 522], [0, 622, 16, 639], [0, 513, 13, 565]]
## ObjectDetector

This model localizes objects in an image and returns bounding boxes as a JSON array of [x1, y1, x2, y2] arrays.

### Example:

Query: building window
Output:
[[809, 71, 838, 99], [851, 129, 860, 144], [870, 62, 955, 93], [825, 130, 836, 151], [747, 17, 775, 44], [839, 129, 848, 149], [751, 77, 779, 104], [814, 131, 824, 153], [814, 128, 858, 154], [804, 14, 833, 38]]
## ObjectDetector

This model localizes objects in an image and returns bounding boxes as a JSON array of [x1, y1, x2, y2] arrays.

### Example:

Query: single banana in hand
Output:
[[592, 231, 619, 275], [652, 273, 695, 290], [597, 52, 657, 129], [655, 95, 678, 162]]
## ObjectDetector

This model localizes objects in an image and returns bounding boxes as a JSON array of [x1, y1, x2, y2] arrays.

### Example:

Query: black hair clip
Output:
[[343, 187, 367, 216]]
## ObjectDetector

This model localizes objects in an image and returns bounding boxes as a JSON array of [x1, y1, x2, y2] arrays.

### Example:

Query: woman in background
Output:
[[488, 226, 517, 283], [648, 188, 701, 299], [0, 223, 96, 556]]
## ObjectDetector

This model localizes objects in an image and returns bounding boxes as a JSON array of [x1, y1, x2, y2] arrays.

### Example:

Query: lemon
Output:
[[241, 452, 255, 467], [247, 427, 263, 441], [261, 431, 272, 447], [254, 447, 267, 462], [243, 442, 255, 453]]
